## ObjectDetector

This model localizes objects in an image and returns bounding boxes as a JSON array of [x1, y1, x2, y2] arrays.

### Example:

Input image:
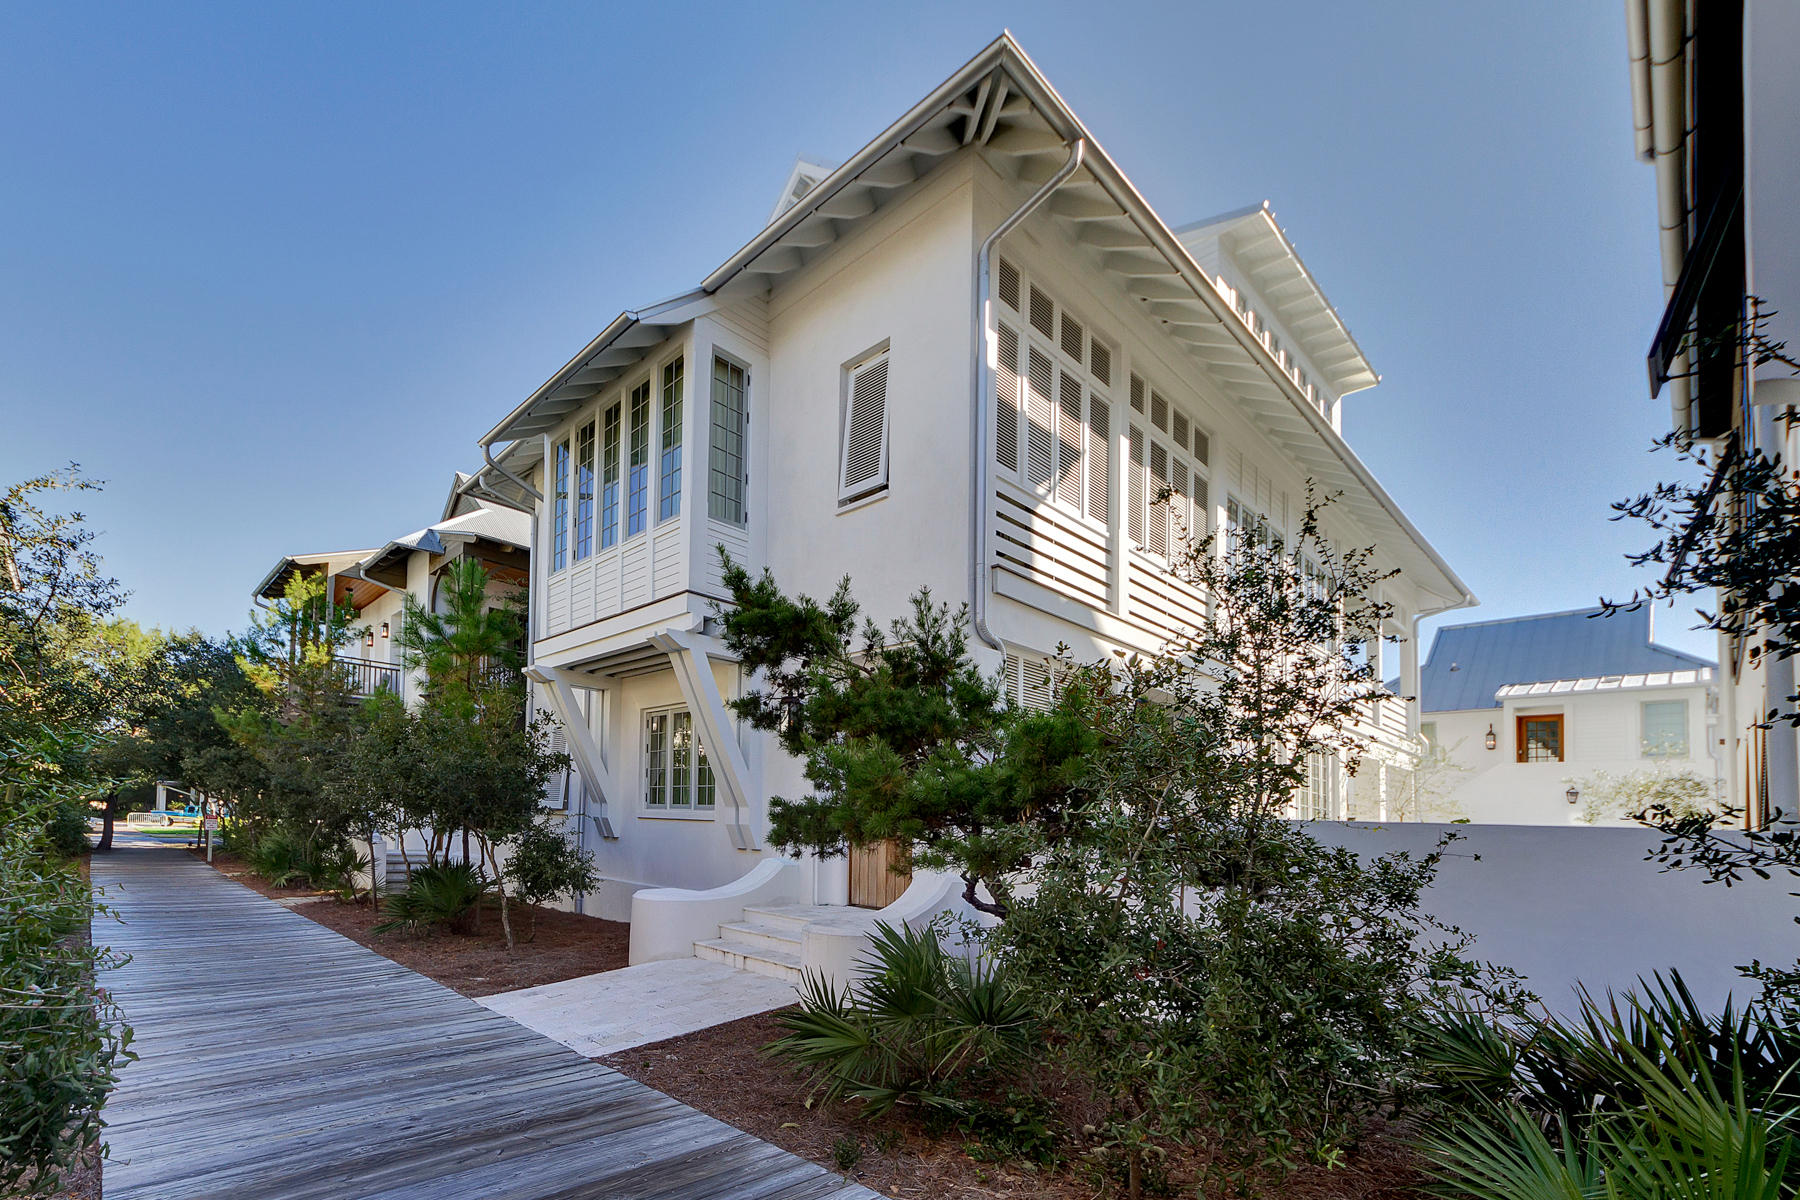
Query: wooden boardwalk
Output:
[[93, 845, 875, 1200]]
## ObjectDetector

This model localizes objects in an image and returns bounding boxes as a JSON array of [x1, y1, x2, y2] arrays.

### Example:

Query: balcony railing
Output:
[[336, 655, 403, 699]]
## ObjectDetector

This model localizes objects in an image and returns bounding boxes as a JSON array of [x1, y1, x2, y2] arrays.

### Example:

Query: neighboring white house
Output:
[[1402, 608, 1720, 826], [1626, 0, 1800, 822], [465, 34, 1475, 966]]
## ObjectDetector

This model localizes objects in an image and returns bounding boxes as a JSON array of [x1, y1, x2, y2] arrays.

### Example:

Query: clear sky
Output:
[[0, 1, 1711, 660]]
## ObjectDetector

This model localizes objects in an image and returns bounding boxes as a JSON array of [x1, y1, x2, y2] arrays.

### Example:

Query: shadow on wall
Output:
[[1306, 821, 1800, 1017]]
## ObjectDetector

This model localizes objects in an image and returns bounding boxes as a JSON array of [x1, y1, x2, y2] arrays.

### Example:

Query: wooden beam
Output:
[[650, 631, 758, 849]]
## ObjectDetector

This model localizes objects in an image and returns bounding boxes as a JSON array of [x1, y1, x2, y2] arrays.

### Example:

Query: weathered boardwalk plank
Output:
[[94, 846, 874, 1200]]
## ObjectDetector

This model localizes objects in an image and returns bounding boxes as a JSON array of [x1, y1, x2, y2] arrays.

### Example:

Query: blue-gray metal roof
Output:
[[1416, 607, 1715, 712]]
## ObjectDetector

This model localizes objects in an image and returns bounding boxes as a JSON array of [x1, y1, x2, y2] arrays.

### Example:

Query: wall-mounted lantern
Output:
[[380, 622, 390, 640], [1566, 785, 1580, 805], [364, 628, 375, 649], [1485, 724, 1497, 751]]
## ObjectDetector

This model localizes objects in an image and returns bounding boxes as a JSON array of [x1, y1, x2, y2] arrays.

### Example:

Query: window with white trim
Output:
[[643, 707, 715, 812], [1001, 651, 1064, 712], [992, 262, 1112, 529], [627, 381, 651, 537], [1295, 751, 1331, 820], [600, 401, 621, 549], [658, 357, 683, 523], [1641, 699, 1689, 757], [551, 438, 570, 571], [840, 348, 889, 503], [709, 355, 748, 524], [573, 419, 595, 561]]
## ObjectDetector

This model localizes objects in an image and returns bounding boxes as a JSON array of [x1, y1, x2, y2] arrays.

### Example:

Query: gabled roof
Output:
[[1175, 203, 1378, 397], [769, 156, 835, 224], [253, 549, 380, 602], [1418, 607, 1715, 712], [472, 32, 1474, 615], [355, 500, 531, 585]]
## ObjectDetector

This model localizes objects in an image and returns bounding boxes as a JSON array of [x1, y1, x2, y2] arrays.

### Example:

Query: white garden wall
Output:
[[1309, 820, 1800, 1016]]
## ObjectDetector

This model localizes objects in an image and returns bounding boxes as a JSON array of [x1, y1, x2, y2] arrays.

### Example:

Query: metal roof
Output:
[[1419, 607, 1716, 712]]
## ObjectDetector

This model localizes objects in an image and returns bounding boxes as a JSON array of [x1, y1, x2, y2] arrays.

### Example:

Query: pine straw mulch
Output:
[[600, 1009, 1431, 1200], [193, 849, 631, 997]]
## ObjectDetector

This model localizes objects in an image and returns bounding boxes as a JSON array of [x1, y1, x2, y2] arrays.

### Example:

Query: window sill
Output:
[[638, 809, 717, 822], [837, 488, 888, 515]]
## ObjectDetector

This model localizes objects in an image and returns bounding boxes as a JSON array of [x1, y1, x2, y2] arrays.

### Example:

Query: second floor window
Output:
[[552, 438, 570, 571], [627, 381, 651, 537], [659, 357, 684, 522], [573, 419, 595, 560], [600, 401, 621, 549], [709, 355, 748, 524], [1641, 699, 1689, 757]]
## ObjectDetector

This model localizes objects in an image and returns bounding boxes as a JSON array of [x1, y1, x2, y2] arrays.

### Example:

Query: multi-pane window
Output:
[[993, 262, 1112, 528], [659, 358, 684, 523], [627, 381, 651, 537], [1516, 714, 1564, 763], [552, 438, 570, 571], [709, 355, 748, 524], [600, 402, 621, 549], [573, 420, 596, 561], [643, 707, 716, 811], [1226, 495, 1276, 552], [1295, 752, 1331, 820], [1641, 700, 1689, 757]]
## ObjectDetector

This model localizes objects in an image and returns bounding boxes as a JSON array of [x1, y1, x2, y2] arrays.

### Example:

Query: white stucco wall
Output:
[[1424, 684, 1720, 825], [1311, 820, 1800, 1016]]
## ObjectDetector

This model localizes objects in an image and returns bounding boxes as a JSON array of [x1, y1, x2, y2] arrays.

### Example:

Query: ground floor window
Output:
[[643, 707, 715, 812], [1295, 751, 1332, 820]]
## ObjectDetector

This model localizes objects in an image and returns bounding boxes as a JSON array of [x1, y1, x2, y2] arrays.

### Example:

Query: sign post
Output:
[[203, 808, 219, 863]]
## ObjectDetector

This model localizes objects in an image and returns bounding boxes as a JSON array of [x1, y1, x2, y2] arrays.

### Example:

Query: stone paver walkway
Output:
[[93, 844, 873, 1200], [478, 959, 799, 1058]]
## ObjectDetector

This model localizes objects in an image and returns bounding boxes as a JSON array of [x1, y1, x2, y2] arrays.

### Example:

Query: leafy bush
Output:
[[767, 921, 1035, 1117], [245, 828, 364, 894], [42, 804, 89, 859], [503, 821, 598, 932], [374, 861, 488, 936], [1414, 973, 1800, 1199]]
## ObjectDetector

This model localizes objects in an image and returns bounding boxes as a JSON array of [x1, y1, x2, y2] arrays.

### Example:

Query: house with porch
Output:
[[465, 33, 1475, 978]]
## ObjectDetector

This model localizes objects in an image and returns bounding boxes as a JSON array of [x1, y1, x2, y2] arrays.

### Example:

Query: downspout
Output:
[[969, 137, 1087, 652], [1644, 0, 1693, 432]]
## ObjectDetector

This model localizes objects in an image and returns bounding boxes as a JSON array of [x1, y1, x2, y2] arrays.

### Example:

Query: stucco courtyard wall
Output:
[[1307, 820, 1800, 1015]]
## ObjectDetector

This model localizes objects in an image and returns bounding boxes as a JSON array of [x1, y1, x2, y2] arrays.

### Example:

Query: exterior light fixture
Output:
[[1485, 724, 1497, 751], [364, 629, 375, 649], [1566, 786, 1580, 806], [380, 622, 390, 639]]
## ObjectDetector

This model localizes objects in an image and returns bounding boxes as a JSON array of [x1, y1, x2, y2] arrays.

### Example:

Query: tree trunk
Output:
[[96, 799, 116, 853], [486, 842, 515, 952]]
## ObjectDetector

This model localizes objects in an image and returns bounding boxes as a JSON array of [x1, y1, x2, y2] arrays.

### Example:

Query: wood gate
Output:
[[847, 839, 912, 909]]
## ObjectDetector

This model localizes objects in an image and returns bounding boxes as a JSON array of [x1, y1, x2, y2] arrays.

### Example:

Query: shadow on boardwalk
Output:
[[93, 844, 874, 1200]]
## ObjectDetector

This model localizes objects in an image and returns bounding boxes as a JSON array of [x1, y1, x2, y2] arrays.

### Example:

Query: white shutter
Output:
[[1086, 395, 1109, 526], [995, 324, 1020, 472], [1149, 442, 1168, 557], [1025, 347, 1055, 488], [1128, 425, 1145, 546], [1056, 369, 1083, 508], [840, 352, 889, 500]]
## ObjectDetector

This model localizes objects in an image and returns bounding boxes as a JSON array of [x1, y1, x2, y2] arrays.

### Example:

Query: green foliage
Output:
[[504, 821, 598, 910], [717, 553, 1090, 916], [374, 862, 488, 936], [954, 1089, 1062, 1165], [767, 921, 1035, 1118], [395, 556, 524, 717], [830, 1137, 862, 1173], [1414, 975, 1800, 1200], [0, 468, 133, 1195], [42, 803, 88, 859], [245, 827, 365, 893]]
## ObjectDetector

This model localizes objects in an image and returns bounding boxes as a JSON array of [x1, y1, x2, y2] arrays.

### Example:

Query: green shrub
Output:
[[374, 861, 487, 936], [41, 804, 89, 859], [504, 822, 597, 910], [767, 921, 1035, 1117], [1414, 973, 1800, 1199], [246, 828, 364, 894]]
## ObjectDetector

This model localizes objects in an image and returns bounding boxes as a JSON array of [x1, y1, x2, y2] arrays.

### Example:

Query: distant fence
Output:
[[1306, 821, 1800, 1016]]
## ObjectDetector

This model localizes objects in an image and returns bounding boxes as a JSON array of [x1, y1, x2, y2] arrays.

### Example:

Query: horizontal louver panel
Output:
[[995, 323, 1020, 471], [840, 354, 888, 497]]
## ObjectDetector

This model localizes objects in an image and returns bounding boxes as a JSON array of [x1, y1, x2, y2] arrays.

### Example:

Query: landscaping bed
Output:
[[600, 1010, 1428, 1200], [195, 849, 630, 997]]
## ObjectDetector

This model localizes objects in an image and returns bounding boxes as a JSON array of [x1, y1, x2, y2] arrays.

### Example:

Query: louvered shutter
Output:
[[840, 353, 889, 500], [1029, 285, 1055, 338], [995, 323, 1020, 472], [1060, 312, 1084, 361], [1057, 370, 1083, 508], [1089, 337, 1111, 386], [1172, 412, 1189, 454], [1087, 396, 1109, 525], [1149, 442, 1169, 557], [1026, 347, 1054, 488], [1130, 374, 1146, 415], [998, 259, 1020, 311], [1193, 477, 1209, 534], [1150, 389, 1169, 433], [1172, 459, 1189, 540], [1128, 425, 1145, 546]]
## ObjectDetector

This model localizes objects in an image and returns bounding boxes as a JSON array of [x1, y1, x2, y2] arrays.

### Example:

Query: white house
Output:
[[466, 34, 1476, 971], [1402, 608, 1720, 825], [1626, 0, 1800, 821]]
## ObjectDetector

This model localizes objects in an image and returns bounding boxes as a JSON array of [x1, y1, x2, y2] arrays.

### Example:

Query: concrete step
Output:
[[742, 903, 879, 936], [693, 936, 803, 983], [717, 920, 804, 956]]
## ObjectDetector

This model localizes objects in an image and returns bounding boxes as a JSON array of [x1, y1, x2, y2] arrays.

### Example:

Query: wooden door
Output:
[[847, 839, 912, 909]]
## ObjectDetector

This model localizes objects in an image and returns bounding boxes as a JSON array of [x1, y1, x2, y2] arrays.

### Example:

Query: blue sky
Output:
[[0, 2, 1709, 659]]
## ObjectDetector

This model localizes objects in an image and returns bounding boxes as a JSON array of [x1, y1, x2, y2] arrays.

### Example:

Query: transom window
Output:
[[1516, 714, 1564, 763], [643, 707, 715, 812], [1641, 699, 1689, 757]]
